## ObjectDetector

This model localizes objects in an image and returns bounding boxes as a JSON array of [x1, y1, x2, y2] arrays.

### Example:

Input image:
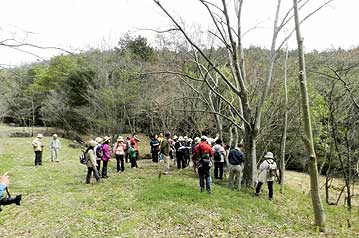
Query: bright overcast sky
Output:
[[0, 0, 358, 66]]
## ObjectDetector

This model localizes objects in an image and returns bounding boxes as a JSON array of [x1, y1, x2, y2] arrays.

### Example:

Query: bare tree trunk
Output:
[[293, 0, 325, 231], [280, 46, 289, 193]]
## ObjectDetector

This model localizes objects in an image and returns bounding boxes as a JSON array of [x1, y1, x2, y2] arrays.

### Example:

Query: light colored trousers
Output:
[[51, 148, 60, 162], [228, 164, 243, 190], [161, 154, 171, 172]]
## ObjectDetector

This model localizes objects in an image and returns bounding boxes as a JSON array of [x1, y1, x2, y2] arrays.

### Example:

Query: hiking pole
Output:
[[6, 188, 11, 197]]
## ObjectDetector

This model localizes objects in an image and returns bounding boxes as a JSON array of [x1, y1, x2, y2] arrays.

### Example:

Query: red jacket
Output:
[[130, 137, 139, 151], [193, 141, 213, 158]]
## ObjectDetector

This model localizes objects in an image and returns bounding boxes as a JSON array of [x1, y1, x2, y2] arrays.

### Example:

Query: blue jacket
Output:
[[0, 183, 6, 199], [228, 148, 244, 165]]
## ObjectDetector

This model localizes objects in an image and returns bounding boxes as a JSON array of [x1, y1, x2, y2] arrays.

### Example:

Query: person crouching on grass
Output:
[[85, 140, 101, 184], [0, 174, 22, 211]]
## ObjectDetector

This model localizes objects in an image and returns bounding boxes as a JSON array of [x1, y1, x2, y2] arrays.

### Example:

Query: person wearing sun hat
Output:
[[85, 140, 101, 184], [50, 134, 61, 162], [32, 134, 44, 166], [101, 136, 111, 178], [114, 136, 126, 172], [255, 151, 277, 200]]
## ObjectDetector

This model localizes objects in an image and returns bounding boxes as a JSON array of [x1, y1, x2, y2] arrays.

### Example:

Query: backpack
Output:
[[79, 151, 88, 165], [213, 150, 222, 162], [96, 145, 103, 158], [267, 160, 276, 177]]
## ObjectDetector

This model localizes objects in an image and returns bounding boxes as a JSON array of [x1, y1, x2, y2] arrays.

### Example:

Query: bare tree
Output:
[[292, 0, 325, 231]]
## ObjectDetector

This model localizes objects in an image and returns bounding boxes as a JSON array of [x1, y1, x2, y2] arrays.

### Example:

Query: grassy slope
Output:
[[0, 135, 358, 238]]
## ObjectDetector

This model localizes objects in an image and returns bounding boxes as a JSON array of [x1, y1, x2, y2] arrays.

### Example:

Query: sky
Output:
[[0, 0, 358, 66]]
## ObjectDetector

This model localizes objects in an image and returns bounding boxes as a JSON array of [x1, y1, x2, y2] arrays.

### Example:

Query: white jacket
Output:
[[257, 159, 277, 183]]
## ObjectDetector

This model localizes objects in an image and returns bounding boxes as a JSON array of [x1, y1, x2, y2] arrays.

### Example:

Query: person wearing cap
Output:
[[192, 136, 214, 194], [174, 136, 186, 169], [50, 134, 61, 162], [183, 136, 191, 167], [159, 132, 171, 174], [114, 136, 126, 172], [255, 151, 277, 200], [85, 140, 101, 184], [150, 134, 160, 163], [228, 144, 245, 191], [101, 136, 111, 178], [212, 139, 226, 180], [94, 137, 103, 172], [32, 134, 44, 166]]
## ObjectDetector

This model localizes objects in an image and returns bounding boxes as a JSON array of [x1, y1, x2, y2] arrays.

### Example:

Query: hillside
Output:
[[0, 134, 358, 237]]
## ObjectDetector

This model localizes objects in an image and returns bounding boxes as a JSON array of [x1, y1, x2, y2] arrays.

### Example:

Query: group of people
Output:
[[150, 132, 277, 198], [84, 134, 141, 184], [31, 133, 61, 166], [30, 131, 277, 199]]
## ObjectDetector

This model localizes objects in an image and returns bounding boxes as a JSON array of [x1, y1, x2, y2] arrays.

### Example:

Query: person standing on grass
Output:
[[129, 141, 138, 168], [85, 140, 101, 184], [32, 134, 44, 166], [114, 136, 126, 172], [124, 136, 131, 163], [101, 136, 111, 178], [94, 137, 103, 172], [212, 139, 226, 180], [255, 152, 277, 200], [174, 136, 186, 169], [227, 144, 245, 191], [150, 134, 160, 163], [50, 134, 61, 162], [192, 136, 214, 194], [130, 133, 140, 161], [159, 132, 171, 175]]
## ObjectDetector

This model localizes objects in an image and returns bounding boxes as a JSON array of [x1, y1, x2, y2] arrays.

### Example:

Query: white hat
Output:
[[173, 135, 178, 140], [52, 134, 58, 138], [88, 140, 97, 147], [264, 152, 274, 159], [103, 136, 111, 142], [194, 137, 201, 144], [95, 137, 103, 143], [201, 136, 208, 141], [117, 136, 124, 142], [37, 134, 43, 138], [178, 136, 184, 141]]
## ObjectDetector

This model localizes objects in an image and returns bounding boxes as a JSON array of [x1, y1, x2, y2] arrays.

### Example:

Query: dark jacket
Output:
[[228, 148, 244, 165]]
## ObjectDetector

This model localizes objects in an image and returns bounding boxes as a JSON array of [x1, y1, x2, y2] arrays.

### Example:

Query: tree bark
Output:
[[293, 0, 326, 231], [280, 46, 289, 193]]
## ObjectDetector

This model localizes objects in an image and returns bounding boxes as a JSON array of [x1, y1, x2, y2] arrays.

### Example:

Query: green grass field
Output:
[[0, 134, 358, 237]]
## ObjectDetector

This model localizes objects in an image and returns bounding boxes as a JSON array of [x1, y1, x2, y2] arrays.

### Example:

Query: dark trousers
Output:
[[198, 166, 211, 191], [176, 153, 186, 169], [102, 160, 109, 178], [96, 159, 101, 172], [86, 167, 100, 183], [34, 151, 42, 166], [255, 181, 274, 198], [125, 152, 130, 163], [152, 151, 159, 163], [214, 162, 224, 179], [116, 154, 125, 172], [130, 157, 138, 168]]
